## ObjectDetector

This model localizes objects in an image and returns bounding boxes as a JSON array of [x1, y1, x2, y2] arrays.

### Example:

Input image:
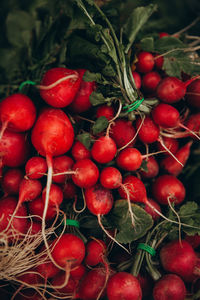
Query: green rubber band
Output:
[[137, 243, 156, 256], [66, 219, 80, 228], [123, 98, 145, 112], [19, 80, 37, 91]]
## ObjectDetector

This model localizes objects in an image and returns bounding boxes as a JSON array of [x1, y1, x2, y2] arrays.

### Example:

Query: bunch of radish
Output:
[[0, 20, 200, 299]]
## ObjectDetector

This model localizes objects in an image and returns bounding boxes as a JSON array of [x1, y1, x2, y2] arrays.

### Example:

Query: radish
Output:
[[70, 264, 86, 280], [153, 53, 164, 70], [157, 136, 179, 155], [135, 115, 160, 144], [91, 135, 117, 164], [1, 168, 24, 195], [52, 155, 74, 184], [142, 71, 161, 93], [186, 78, 200, 108], [0, 93, 36, 139], [131, 71, 142, 89], [160, 239, 197, 282], [100, 166, 122, 189], [51, 272, 78, 295], [139, 156, 159, 179], [135, 51, 155, 73], [96, 104, 115, 120], [42, 183, 63, 207], [39, 67, 82, 107], [110, 119, 136, 148], [25, 156, 47, 179], [144, 198, 161, 221], [27, 221, 41, 236], [185, 112, 200, 139], [63, 180, 77, 200], [71, 140, 91, 161], [152, 174, 185, 205], [69, 69, 96, 113], [28, 197, 56, 222], [106, 272, 142, 300], [153, 274, 186, 300], [85, 239, 107, 266], [185, 233, 200, 249], [159, 32, 170, 38]]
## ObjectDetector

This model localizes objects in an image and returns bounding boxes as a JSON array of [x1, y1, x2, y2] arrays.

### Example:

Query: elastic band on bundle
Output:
[[123, 98, 145, 112], [137, 243, 156, 256], [19, 80, 36, 91], [66, 219, 80, 228]]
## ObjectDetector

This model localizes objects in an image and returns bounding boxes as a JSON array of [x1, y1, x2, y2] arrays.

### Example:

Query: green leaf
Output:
[[123, 4, 157, 54], [140, 36, 154, 52], [77, 132, 92, 149], [92, 116, 108, 135], [179, 202, 198, 216], [154, 36, 186, 54], [6, 10, 35, 47], [110, 200, 153, 244], [89, 91, 106, 106], [83, 70, 110, 85], [163, 56, 182, 78]]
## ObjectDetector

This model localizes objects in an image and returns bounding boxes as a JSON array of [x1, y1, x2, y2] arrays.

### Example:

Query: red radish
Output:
[[110, 119, 136, 148], [100, 166, 122, 189], [63, 180, 77, 199], [39, 67, 81, 107], [135, 115, 160, 144], [19, 178, 42, 204], [154, 53, 164, 70], [116, 147, 144, 171], [42, 183, 63, 207], [185, 112, 200, 139], [131, 71, 142, 89], [96, 104, 115, 120], [152, 174, 185, 205], [157, 136, 179, 155], [1, 168, 23, 195], [51, 233, 85, 269], [91, 135, 117, 164], [0, 129, 30, 167], [160, 141, 192, 176], [144, 198, 161, 221], [69, 69, 96, 113], [17, 270, 42, 285], [27, 221, 41, 236], [153, 274, 186, 300], [185, 233, 200, 249], [85, 239, 107, 266], [159, 32, 170, 38], [25, 156, 47, 179], [51, 272, 78, 295], [142, 71, 161, 93], [107, 272, 142, 300], [28, 197, 56, 222], [160, 239, 197, 282], [0, 93, 36, 139], [136, 51, 155, 73], [15, 290, 43, 300], [71, 140, 91, 161], [139, 156, 159, 179], [52, 155, 74, 184], [0, 196, 28, 240], [70, 264, 86, 280], [186, 78, 200, 108], [71, 158, 99, 188]]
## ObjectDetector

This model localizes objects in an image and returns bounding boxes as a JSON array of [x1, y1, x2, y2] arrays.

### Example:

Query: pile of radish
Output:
[[1, 1, 200, 300]]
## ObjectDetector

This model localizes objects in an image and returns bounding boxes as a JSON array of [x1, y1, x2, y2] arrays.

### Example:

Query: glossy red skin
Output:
[[157, 136, 179, 155], [110, 119, 136, 148], [132, 71, 142, 89], [100, 167, 122, 189], [19, 178, 42, 204], [0, 129, 30, 167], [52, 233, 85, 268], [142, 71, 161, 93], [152, 174, 185, 205], [160, 141, 192, 176], [69, 69, 96, 113], [136, 51, 155, 73], [28, 196, 57, 221], [62, 180, 77, 199], [118, 175, 147, 204], [160, 240, 197, 282], [153, 274, 186, 300], [70, 264, 86, 280], [52, 155, 74, 184], [42, 183, 63, 206], [85, 239, 107, 266], [39, 67, 81, 108], [1, 168, 24, 195], [154, 53, 164, 70], [36, 259, 60, 280], [96, 104, 115, 120], [72, 158, 99, 188], [25, 156, 47, 179], [156, 77, 186, 103], [116, 148, 142, 171], [91, 136, 117, 164], [31, 108, 74, 158], [0, 196, 28, 239], [139, 156, 159, 179], [0, 93, 36, 132], [52, 272, 78, 294], [107, 272, 142, 300], [152, 103, 180, 128], [71, 140, 91, 161], [136, 116, 160, 144], [185, 112, 200, 139], [185, 233, 200, 249], [186, 79, 200, 108], [144, 198, 161, 221], [85, 184, 114, 215]]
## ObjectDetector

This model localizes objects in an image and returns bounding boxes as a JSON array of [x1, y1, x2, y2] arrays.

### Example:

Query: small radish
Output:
[[144, 198, 161, 221], [153, 274, 186, 300], [85, 239, 107, 266], [100, 166, 122, 189], [1, 168, 24, 195], [96, 104, 115, 120], [52, 155, 74, 184], [186, 78, 200, 109], [110, 119, 136, 148], [185, 112, 200, 139], [142, 71, 161, 93], [51, 272, 78, 295], [160, 141, 192, 176], [159, 32, 170, 38], [28, 197, 56, 222], [139, 156, 159, 179], [25, 156, 47, 179], [69, 69, 96, 113], [136, 51, 155, 73], [0, 93, 36, 139], [160, 239, 197, 282], [42, 183, 63, 207], [131, 71, 142, 89], [116, 148, 143, 171], [153, 53, 164, 70], [152, 103, 180, 128], [185, 233, 200, 249], [27, 220, 41, 236], [106, 272, 142, 300], [39, 67, 82, 108], [152, 174, 185, 205], [135, 115, 160, 144], [157, 136, 179, 155], [91, 135, 117, 164], [71, 140, 91, 161], [70, 264, 86, 281]]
